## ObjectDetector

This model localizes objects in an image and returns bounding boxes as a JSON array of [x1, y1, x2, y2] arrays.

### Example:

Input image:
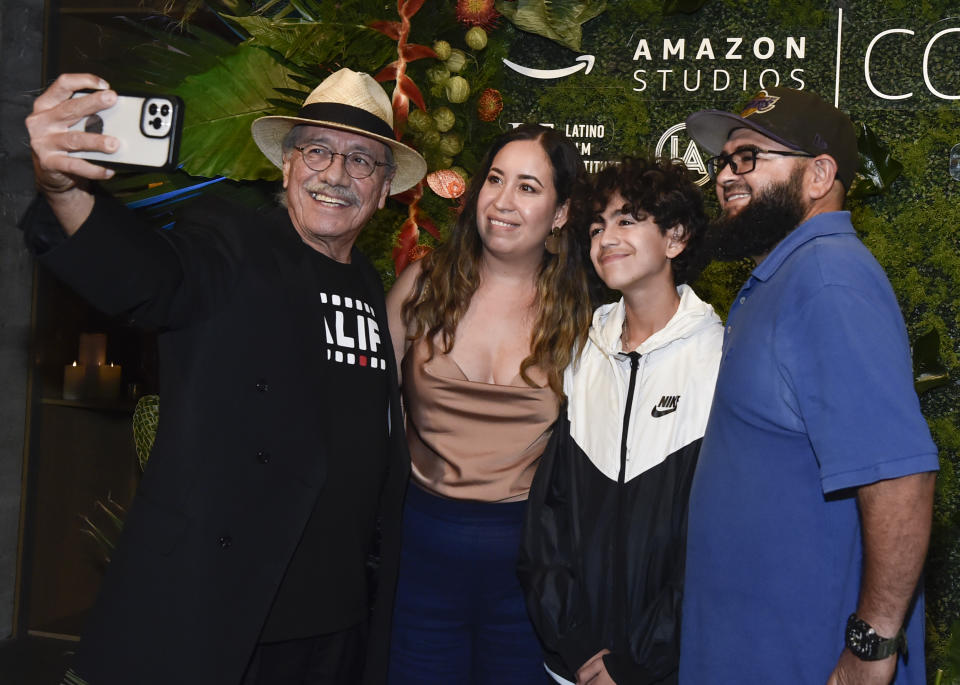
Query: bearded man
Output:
[[678, 88, 938, 685]]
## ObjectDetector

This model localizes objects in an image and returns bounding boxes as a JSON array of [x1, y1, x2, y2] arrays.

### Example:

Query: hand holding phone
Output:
[[67, 91, 183, 171], [27, 74, 186, 233]]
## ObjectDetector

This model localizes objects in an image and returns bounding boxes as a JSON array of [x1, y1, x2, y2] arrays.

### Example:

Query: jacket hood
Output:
[[588, 284, 721, 358]]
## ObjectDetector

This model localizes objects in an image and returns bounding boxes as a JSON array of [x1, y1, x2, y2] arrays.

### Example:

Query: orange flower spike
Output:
[[399, 0, 427, 19], [369, 20, 402, 40], [398, 75, 427, 113], [392, 90, 410, 134], [402, 44, 440, 62], [392, 182, 423, 207], [374, 61, 401, 83], [416, 212, 441, 240], [392, 214, 421, 275], [387, 0, 433, 273], [387, 0, 413, 135]]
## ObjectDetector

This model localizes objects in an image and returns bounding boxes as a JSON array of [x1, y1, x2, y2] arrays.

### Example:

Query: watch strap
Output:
[[846, 613, 907, 661]]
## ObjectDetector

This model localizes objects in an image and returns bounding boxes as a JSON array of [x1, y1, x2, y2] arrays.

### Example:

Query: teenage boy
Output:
[[518, 157, 723, 685]]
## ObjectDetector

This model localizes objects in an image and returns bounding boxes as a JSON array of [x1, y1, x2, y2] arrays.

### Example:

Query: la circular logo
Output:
[[655, 123, 711, 187]]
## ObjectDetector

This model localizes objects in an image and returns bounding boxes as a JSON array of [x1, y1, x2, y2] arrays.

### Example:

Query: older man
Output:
[[679, 88, 938, 684], [23, 69, 426, 685]]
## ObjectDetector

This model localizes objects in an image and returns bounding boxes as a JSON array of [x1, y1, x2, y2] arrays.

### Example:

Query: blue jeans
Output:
[[388, 484, 550, 685]]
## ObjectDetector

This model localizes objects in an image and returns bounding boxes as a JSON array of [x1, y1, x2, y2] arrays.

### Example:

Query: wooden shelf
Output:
[[26, 612, 84, 642], [39, 398, 138, 413]]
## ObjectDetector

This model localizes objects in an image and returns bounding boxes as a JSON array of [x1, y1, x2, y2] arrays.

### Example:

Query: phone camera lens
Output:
[[151, 117, 162, 129], [161, 104, 170, 116], [148, 103, 158, 115]]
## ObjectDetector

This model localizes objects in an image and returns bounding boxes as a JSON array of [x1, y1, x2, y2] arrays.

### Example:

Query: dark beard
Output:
[[705, 168, 808, 262]]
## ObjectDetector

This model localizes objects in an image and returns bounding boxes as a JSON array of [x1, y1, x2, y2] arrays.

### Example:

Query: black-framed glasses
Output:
[[294, 145, 393, 179], [706, 146, 814, 179]]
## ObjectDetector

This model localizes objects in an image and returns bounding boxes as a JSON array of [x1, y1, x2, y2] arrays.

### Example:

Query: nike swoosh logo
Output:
[[651, 406, 678, 418]]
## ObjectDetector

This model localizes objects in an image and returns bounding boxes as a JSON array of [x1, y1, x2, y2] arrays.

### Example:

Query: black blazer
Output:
[[27, 194, 409, 685]]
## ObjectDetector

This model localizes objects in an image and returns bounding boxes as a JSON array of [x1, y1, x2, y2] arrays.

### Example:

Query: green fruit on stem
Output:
[[421, 129, 441, 149], [407, 109, 434, 134], [433, 40, 452, 61], [445, 76, 470, 104], [426, 65, 451, 86], [445, 49, 467, 74], [465, 27, 488, 50], [432, 107, 456, 132], [438, 133, 464, 157]]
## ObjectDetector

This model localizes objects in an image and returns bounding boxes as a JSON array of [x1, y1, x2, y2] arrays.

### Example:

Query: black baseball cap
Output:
[[685, 87, 859, 189]]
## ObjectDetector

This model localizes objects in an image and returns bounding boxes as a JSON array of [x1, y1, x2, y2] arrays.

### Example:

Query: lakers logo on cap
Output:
[[740, 91, 780, 118]]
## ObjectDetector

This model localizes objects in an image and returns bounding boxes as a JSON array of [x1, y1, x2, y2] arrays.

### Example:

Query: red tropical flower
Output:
[[476, 88, 503, 122], [456, 0, 499, 29]]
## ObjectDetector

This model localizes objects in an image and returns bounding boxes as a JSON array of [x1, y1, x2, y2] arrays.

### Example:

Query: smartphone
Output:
[[68, 90, 184, 172]]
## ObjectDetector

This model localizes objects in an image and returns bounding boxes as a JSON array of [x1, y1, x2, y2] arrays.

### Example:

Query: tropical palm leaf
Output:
[[495, 0, 607, 52], [78, 15, 239, 92], [173, 42, 301, 180], [223, 15, 397, 71]]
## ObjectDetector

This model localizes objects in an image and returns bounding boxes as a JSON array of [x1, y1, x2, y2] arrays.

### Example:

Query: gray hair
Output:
[[281, 126, 304, 155]]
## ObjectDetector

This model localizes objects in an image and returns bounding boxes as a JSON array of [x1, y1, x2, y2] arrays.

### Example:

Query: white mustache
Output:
[[305, 182, 358, 205]]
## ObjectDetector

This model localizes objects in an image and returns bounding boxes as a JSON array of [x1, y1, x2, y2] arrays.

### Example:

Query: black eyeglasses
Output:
[[706, 145, 814, 179], [294, 144, 393, 179]]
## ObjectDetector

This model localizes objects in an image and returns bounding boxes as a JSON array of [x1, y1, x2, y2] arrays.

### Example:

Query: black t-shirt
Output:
[[260, 246, 389, 642]]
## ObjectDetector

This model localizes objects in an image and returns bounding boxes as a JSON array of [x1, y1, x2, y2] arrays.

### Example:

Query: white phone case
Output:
[[68, 91, 183, 171]]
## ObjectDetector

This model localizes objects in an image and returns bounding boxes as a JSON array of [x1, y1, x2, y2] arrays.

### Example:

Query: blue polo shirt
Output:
[[680, 211, 938, 684]]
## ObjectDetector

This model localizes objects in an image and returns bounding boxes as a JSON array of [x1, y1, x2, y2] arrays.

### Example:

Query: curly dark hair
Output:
[[587, 156, 709, 285]]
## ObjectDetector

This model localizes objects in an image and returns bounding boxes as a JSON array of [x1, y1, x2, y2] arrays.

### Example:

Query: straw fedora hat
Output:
[[252, 68, 427, 194]]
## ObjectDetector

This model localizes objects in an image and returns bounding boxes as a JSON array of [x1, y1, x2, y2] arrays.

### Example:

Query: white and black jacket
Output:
[[519, 285, 722, 684]]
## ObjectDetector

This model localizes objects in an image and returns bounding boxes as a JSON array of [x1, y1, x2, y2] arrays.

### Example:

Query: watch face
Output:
[[846, 614, 902, 661], [846, 618, 878, 657]]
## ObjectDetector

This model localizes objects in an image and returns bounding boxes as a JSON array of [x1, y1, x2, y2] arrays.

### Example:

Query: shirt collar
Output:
[[751, 211, 855, 282]]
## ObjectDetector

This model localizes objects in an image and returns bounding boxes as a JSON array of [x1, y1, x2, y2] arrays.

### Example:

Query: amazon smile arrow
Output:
[[502, 55, 596, 80]]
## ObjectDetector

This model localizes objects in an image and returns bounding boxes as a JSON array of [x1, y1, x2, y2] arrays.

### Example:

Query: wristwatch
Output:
[[845, 613, 907, 661]]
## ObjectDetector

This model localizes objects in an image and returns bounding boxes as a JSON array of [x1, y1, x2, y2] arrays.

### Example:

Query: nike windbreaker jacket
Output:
[[519, 285, 723, 684]]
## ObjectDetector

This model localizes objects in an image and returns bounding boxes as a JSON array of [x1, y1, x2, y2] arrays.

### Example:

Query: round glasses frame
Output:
[[706, 146, 814, 179], [293, 145, 393, 180]]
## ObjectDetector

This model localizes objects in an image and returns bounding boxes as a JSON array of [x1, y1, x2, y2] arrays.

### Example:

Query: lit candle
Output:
[[63, 361, 86, 400], [96, 363, 122, 400]]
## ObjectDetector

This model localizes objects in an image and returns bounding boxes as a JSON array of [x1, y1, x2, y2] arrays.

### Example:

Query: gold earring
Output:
[[544, 226, 562, 255]]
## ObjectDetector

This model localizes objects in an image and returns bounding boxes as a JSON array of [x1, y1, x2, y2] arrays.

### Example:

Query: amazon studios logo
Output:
[[501, 10, 960, 101]]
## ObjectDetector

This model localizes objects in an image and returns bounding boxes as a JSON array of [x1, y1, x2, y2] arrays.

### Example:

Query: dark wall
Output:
[[0, 0, 43, 638]]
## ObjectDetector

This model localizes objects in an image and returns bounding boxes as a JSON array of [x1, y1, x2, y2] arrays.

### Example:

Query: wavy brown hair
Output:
[[402, 124, 593, 398]]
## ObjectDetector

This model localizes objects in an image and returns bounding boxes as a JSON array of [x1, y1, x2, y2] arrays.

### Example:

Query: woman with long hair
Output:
[[385, 124, 593, 684]]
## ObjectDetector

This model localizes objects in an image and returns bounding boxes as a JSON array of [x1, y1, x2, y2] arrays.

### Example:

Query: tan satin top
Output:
[[402, 337, 560, 502]]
